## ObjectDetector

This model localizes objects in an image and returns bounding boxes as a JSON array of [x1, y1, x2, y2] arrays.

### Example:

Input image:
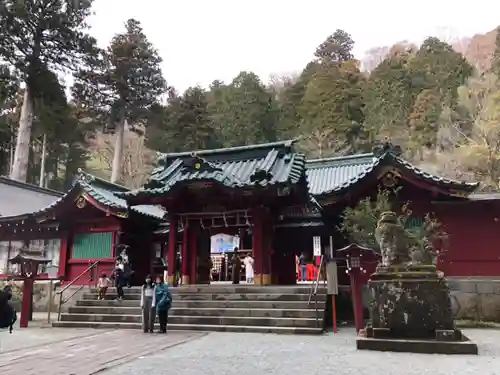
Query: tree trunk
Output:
[[10, 88, 34, 182], [39, 133, 47, 187], [111, 119, 126, 183]]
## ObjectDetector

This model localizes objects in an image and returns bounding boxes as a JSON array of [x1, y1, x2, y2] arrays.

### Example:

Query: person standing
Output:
[[113, 266, 125, 300], [231, 248, 241, 284], [299, 252, 307, 282], [153, 275, 172, 333], [243, 253, 254, 284], [140, 275, 156, 333]]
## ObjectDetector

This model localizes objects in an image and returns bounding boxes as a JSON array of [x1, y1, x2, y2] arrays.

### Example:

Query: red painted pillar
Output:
[[167, 215, 177, 285], [189, 223, 198, 284], [57, 233, 69, 279], [181, 220, 190, 285], [20, 278, 34, 328], [350, 271, 364, 333], [261, 215, 272, 285], [252, 208, 263, 285]]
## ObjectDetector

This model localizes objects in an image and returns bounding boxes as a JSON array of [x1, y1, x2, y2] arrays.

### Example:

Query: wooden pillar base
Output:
[[254, 274, 262, 285], [167, 275, 175, 285], [181, 275, 190, 285], [262, 274, 271, 285]]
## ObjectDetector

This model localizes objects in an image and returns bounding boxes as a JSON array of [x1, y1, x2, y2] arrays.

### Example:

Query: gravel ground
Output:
[[102, 329, 500, 375]]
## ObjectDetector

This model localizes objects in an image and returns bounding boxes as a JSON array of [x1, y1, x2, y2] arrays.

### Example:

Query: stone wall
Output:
[[448, 277, 500, 322]]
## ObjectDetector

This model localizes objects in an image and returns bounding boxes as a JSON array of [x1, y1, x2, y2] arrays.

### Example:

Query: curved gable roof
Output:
[[306, 152, 479, 198], [119, 140, 307, 200]]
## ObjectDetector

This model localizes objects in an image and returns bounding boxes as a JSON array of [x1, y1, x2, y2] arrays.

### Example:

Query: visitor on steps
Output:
[[231, 248, 241, 284], [299, 252, 306, 282], [243, 253, 254, 284], [140, 275, 156, 333], [112, 267, 125, 300], [97, 273, 111, 300], [153, 275, 172, 333]]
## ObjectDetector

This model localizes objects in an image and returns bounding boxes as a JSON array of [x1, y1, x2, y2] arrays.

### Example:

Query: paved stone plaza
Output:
[[1, 328, 499, 375]]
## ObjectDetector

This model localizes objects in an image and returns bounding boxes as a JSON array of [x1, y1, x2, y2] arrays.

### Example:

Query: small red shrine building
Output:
[[0, 171, 165, 282]]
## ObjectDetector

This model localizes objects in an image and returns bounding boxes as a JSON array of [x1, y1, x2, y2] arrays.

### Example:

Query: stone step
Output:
[[82, 292, 322, 302], [75, 299, 325, 309], [88, 286, 327, 295], [68, 306, 321, 318], [52, 320, 323, 334], [59, 313, 319, 328]]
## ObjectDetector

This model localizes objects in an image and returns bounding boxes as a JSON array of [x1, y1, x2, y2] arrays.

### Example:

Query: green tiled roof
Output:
[[306, 152, 479, 198], [0, 171, 166, 222], [76, 171, 166, 219], [120, 140, 307, 199]]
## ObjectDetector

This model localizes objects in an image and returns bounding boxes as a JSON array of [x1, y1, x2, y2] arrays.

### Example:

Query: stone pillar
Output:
[[166, 215, 177, 285], [181, 220, 190, 285], [189, 222, 198, 284], [252, 209, 263, 285]]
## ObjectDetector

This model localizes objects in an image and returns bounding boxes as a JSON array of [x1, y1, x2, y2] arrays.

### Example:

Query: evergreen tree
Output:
[[409, 37, 473, 107], [0, 0, 98, 182], [315, 29, 355, 64], [207, 72, 277, 147], [363, 50, 415, 144], [73, 18, 166, 183], [300, 61, 365, 157]]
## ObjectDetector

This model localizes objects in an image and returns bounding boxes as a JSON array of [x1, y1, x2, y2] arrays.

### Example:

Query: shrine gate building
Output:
[[1, 140, 500, 321]]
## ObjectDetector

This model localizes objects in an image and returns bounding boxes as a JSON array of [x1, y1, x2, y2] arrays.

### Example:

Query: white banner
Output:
[[326, 261, 339, 295], [313, 236, 321, 256]]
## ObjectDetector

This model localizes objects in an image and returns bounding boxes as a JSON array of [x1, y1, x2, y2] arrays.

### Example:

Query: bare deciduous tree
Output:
[[90, 124, 155, 189]]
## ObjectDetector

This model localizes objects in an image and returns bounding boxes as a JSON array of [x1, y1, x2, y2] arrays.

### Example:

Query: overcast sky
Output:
[[88, 0, 500, 92]]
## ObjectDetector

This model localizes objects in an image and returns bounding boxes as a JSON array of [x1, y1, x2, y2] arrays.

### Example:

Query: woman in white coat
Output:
[[243, 253, 254, 284]]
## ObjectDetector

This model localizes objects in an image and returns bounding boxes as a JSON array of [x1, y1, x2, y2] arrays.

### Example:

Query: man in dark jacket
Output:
[[0, 285, 16, 333]]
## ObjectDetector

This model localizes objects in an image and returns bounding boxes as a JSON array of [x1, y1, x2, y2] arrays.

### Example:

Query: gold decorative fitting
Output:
[[381, 171, 398, 188], [75, 196, 87, 209], [194, 162, 201, 169]]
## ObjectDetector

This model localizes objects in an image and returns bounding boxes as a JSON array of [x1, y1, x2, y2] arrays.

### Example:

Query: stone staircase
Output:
[[52, 285, 327, 334]]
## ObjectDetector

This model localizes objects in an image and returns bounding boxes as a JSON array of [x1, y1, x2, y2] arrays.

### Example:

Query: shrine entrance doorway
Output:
[[174, 208, 259, 286]]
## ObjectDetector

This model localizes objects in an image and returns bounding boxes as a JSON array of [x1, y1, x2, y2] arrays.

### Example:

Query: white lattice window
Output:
[[28, 238, 61, 273]]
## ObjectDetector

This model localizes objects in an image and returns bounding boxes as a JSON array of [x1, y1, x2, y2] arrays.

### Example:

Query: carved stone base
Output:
[[369, 265, 454, 339]]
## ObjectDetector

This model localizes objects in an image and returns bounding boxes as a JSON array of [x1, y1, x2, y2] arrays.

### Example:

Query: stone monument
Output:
[[357, 211, 478, 355]]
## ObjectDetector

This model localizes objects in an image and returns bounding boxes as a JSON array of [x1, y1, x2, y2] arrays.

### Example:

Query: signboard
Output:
[[210, 233, 240, 254], [326, 261, 339, 295], [313, 236, 321, 256]]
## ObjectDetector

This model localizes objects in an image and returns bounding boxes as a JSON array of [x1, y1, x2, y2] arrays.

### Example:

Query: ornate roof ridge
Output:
[[76, 169, 130, 192], [156, 139, 297, 162]]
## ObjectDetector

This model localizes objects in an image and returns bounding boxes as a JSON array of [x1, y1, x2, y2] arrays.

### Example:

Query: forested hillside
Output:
[[1, 1, 500, 192]]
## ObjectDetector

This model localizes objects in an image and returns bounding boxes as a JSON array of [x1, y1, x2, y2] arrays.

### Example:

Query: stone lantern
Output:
[[9, 248, 52, 328]]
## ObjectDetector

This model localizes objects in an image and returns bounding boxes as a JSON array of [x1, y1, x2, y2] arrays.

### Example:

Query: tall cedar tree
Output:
[[408, 37, 472, 108], [146, 87, 218, 153], [0, 0, 98, 182], [207, 72, 277, 147], [363, 50, 415, 145], [315, 29, 355, 64], [73, 18, 166, 183], [0, 64, 18, 174], [299, 30, 365, 157]]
